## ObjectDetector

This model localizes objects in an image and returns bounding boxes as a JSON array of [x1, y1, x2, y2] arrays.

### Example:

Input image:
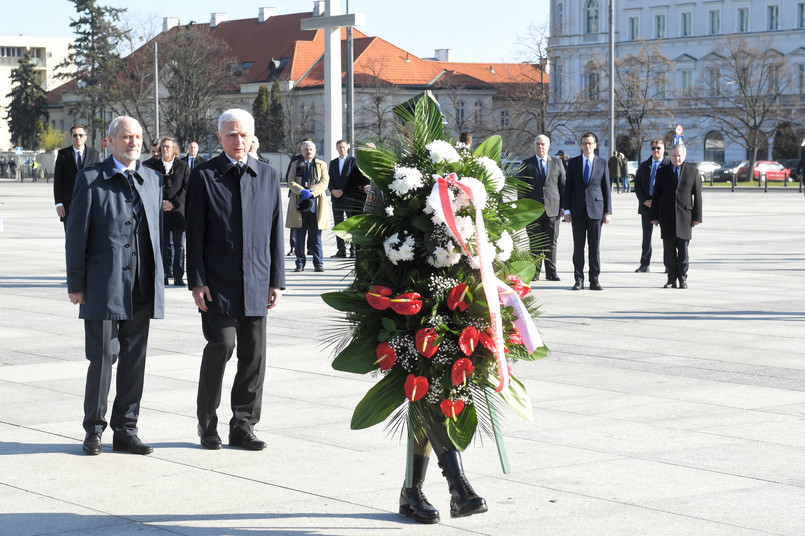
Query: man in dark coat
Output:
[[328, 139, 358, 258], [186, 108, 285, 451], [563, 132, 612, 290], [651, 144, 702, 289], [520, 134, 566, 281], [66, 116, 164, 456], [182, 141, 206, 171], [54, 124, 100, 229], [633, 139, 669, 272], [144, 136, 190, 286]]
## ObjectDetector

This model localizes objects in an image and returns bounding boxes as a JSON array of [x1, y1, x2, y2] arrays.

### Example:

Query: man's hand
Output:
[[56, 206, 66, 218], [564, 213, 572, 223], [162, 200, 174, 212], [643, 200, 652, 208], [267, 287, 282, 310], [650, 220, 659, 226], [192, 286, 212, 312], [603, 213, 611, 224], [69, 292, 84, 305], [692, 220, 701, 227], [331, 189, 343, 198]]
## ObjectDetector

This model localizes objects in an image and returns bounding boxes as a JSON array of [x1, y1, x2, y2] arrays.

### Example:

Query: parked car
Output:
[[780, 158, 802, 182], [626, 160, 638, 180], [712, 161, 748, 182], [736, 161, 791, 182], [687, 161, 721, 182]]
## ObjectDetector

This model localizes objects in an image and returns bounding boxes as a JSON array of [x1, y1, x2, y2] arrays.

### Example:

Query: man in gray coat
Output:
[[521, 134, 566, 281], [66, 116, 164, 456]]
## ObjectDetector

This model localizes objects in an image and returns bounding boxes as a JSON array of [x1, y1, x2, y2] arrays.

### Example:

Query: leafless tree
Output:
[[280, 88, 318, 158], [354, 57, 398, 145]]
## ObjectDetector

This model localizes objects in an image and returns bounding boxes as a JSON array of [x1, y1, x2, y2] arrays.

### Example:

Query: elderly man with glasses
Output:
[[54, 125, 100, 230], [633, 139, 669, 273]]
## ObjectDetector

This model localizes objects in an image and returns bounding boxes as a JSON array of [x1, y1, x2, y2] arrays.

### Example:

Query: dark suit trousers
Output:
[[663, 237, 689, 283], [331, 201, 353, 255], [83, 301, 152, 438], [295, 211, 323, 268], [197, 313, 267, 437], [571, 211, 603, 283], [162, 226, 185, 280], [639, 211, 654, 267], [527, 213, 560, 278]]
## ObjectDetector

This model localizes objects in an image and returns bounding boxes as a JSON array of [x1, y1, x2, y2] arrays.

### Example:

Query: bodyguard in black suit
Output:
[[633, 140, 669, 272], [563, 132, 612, 290], [144, 137, 191, 286], [520, 134, 566, 281], [328, 139, 358, 257], [651, 144, 702, 289], [182, 141, 206, 171], [66, 116, 164, 456], [54, 124, 100, 228], [186, 109, 285, 451]]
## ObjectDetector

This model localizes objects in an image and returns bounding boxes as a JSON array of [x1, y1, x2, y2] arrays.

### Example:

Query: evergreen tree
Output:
[[253, 84, 271, 146], [5, 55, 48, 150], [266, 81, 285, 152]]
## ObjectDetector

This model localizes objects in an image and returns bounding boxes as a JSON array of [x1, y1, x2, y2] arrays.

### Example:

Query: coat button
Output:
[[125, 221, 132, 226], [124, 243, 131, 248], [124, 266, 131, 271], [125, 199, 131, 204]]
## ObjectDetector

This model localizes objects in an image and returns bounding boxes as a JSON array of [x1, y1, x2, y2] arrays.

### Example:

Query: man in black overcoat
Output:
[[54, 124, 100, 229], [633, 139, 669, 272]]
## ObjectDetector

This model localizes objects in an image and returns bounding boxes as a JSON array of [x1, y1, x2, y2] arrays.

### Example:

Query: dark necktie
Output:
[[676, 167, 680, 182], [538, 158, 545, 179], [584, 159, 591, 185], [125, 171, 143, 220], [189, 157, 194, 170], [76, 151, 82, 169], [650, 161, 658, 195]]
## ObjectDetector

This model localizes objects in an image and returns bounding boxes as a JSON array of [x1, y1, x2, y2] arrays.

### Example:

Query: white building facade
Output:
[[547, 0, 805, 162]]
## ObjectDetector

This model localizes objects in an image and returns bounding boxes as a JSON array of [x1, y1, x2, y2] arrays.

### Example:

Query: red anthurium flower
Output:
[[458, 326, 480, 356], [451, 358, 475, 386], [366, 286, 392, 310], [446, 283, 470, 312], [507, 275, 531, 298], [404, 374, 429, 402], [375, 342, 397, 371], [389, 292, 423, 315], [440, 399, 465, 420], [415, 327, 439, 358], [507, 329, 524, 346], [479, 330, 496, 353]]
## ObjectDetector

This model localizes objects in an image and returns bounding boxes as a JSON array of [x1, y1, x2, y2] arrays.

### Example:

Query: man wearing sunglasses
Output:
[[633, 140, 669, 272], [54, 125, 100, 229]]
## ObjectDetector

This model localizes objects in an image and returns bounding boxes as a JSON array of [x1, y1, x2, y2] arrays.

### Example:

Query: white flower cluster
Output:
[[478, 156, 506, 192], [383, 232, 415, 265], [427, 243, 462, 268], [385, 206, 394, 216], [426, 140, 460, 165], [389, 166, 423, 197], [454, 215, 475, 241], [495, 230, 514, 262]]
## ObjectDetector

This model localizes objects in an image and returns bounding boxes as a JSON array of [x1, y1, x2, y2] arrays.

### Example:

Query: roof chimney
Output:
[[434, 49, 452, 62], [259, 7, 276, 23], [163, 17, 179, 33], [313, 1, 325, 16], [210, 13, 228, 28]]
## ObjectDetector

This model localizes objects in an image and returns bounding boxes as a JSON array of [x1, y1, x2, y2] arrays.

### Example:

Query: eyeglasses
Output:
[[71, 133, 86, 138], [651, 146, 663, 150]]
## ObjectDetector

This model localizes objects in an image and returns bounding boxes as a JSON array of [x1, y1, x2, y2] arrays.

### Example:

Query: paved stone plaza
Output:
[[1, 179, 804, 535]]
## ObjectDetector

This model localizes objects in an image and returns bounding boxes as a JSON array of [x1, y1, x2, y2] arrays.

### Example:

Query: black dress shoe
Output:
[[635, 266, 649, 273], [294, 266, 304, 272], [589, 280, 603, 291], [314, 266, 325, 272], [546, 274, 561, 281], [679, 281, 688, 289], [286, 249, 295, 256], [112, 435, 153, 455], [229, 432, 266, 451], [164, 277, 170, 285], [174, 278, 185, 286], [331, 251, 347, 258], [83, 432, 102, 455], [199, 428, 222, 450], [572, 281, 583, 291], [663, 281, 677, 289]]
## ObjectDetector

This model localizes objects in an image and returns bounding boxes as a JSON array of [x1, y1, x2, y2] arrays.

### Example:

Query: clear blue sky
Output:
[[3, 1, 546, 63]]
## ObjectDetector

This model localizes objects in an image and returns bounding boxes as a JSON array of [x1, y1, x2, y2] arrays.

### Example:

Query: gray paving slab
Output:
[[1, 180, 804, 535]]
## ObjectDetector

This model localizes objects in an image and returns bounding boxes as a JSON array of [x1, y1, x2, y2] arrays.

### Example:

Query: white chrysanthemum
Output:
[[385, 206, 394, 216], [456, 176, 487, 210], [495, 230, 514, 262], [383, 232, 415, 265], [389, 166, 424, 197], [424, 185, 453, 226], [426, 140, 460, 165], [454, 215, 475, 241], [427, 244, 462, 268], [478, 156, 506, 192], [452, 188, 472, 211]]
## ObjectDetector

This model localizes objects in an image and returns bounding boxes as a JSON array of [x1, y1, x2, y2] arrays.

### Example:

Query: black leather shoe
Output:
[[331, 251, 347, 258], [589, 280, 603, 291], [286, 249, 295, 256], [572, 281, 583, 291], [229, 432, 266, 451], [294, 266, 303, 272], [679, 281, 688, 289], [663, 281, 677, 289], [314, 266, 325, 272], [199, 428, 222, 450], [174, 278, 185, 286], [635, 266, 649, 273], [83, 433, 102, 455], [112, 435, 153, 455], [164, 277, 170, 285], [546, 274, 561, 281]]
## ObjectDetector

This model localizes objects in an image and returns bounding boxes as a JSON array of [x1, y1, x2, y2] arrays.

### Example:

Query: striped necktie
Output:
[[125, 171, 143, 220]]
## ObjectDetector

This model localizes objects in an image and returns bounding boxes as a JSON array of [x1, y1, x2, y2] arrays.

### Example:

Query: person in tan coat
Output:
[[286, 140, 330, 272]]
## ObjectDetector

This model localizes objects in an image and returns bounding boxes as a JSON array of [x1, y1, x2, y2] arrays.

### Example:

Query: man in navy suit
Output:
[[633, 139, 669, 272], [520, 134, 566, 281], [563, 132, 612, 290], [328, 139, 358, 258], [66, 116, 164, 456], [186, 109, 285, 451], [182, 141, 206, 171], [651, 144, 702, 289], [54, 124, 100, 229]]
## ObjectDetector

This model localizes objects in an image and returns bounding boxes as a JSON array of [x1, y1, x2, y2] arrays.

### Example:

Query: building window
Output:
[[768, 5, 779, 30], [473, 101, 483, 124], [655, 14, 666, 38], [456, 101, 465, 122], [586, 68, 601, 100], [798, 64, 805, 101], [707, 68, 720, 96], [681, 12, 692, 36], [629, 17, 639, 40], [704, 131, 725, 162], [799, 3, 805, 28], [553, 61, 563, 101], [738, 7, 750, 32], [585, 0, 600, 34], [708, 10, 721, 34], [654, 71, 667, 99], [680, 69, 693, 96], [500, 110, 509, 128], [768, 65, 779, 94], [556, 3, 564, 36]]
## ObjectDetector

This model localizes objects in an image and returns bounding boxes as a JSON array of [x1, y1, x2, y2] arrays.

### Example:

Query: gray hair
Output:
[[671, 144, 687, 154], [107, 116, 141, 138], [218, 109, 255, 135], [301, 140, 316, 150], [534, 134, 550, 144]]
